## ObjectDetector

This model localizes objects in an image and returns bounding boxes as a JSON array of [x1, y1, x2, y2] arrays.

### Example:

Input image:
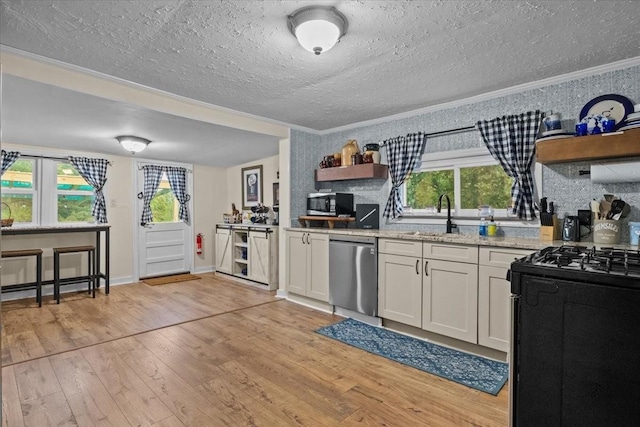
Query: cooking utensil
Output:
[[599, 201, 611, 220], [540, 197, 548, 214], [608, 200, 625, 219], [591, 199, 600, 217]]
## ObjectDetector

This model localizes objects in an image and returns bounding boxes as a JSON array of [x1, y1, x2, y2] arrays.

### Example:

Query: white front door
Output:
[[136, 161, 193, 279]]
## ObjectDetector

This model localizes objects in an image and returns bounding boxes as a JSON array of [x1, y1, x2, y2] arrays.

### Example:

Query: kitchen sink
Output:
[[402, 231, 463, 238]]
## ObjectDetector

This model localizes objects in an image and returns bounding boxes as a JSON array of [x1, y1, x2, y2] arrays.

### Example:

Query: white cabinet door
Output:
[[478, 265, 511, 352], [215, 228, 232, 274], [248, 231, 269, 284], [286, 231, 308, 296], [423, 259, 478, 344], [378, 253, 423, 327], [307, 233, 329, 302]]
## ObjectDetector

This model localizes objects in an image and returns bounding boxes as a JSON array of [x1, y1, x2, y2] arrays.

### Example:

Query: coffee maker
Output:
[[272, 205, 279, 226]]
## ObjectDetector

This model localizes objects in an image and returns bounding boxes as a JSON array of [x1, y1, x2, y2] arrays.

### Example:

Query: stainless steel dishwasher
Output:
[[329, 235, 377, 316]]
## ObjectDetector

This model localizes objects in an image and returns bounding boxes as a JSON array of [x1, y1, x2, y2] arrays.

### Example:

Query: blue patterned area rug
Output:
[[316, 318, 508, 395]]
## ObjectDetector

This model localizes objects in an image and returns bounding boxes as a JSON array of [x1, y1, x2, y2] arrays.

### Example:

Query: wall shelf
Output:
[[315, 163, 389, 182], [536, 127, 640, 164]]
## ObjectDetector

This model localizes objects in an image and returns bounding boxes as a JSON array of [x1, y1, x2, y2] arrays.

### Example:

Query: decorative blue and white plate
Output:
[[580, 94, 634, 131]]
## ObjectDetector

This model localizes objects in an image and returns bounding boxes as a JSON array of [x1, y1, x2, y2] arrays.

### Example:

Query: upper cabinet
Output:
[[536, 128, 640, 164], [315, 163, 389, 182]]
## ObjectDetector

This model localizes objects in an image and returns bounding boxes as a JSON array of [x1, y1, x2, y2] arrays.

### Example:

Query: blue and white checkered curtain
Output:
[[1, 150, 21, 175], [476, 110, 542, 221], [69, 156, 110, 223], [139, 165, 164, 225], [165, 166, 191, 223], [383, 132, 427, 219]]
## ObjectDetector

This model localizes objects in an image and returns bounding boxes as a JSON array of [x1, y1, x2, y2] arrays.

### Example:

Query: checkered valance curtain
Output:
[[1, 150, 21, 175], [476, 110, 542, 221], [383, 132, 426, 219], [69, 156, 110, 224], [139, 165, 164, 225], [165, 166, 191, 223]]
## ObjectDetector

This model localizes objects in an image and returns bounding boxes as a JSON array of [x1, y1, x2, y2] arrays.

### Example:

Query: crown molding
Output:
[[318, 56, 640, 135]]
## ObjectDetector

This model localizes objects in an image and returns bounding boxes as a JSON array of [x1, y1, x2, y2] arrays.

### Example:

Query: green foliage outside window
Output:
[[58, 195, 94, 222], [150, 188, 179, 222], [405, 164, 513, 212], [405, 170, 454, 209], [460, 165, 513, 209]]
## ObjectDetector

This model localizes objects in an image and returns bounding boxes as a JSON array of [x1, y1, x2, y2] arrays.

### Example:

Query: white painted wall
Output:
[[226, 154, 280, 216]]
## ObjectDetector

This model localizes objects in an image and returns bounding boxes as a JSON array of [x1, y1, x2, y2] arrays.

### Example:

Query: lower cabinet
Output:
[[379, 239, 536, 351], [247, 229, 278, 285], [378, 253, 423, 327], [215, 227, 232, 274], [422, 259, 478, 343], [286, 231, 329, 302], [378, 239, 479, 341], [215, 225, 278, 288], [477, 247, 534, 352]]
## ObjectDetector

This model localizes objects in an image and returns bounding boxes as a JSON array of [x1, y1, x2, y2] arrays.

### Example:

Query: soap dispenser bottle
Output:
[[487, 216, 497, 237], [479, 218, 488, 237]]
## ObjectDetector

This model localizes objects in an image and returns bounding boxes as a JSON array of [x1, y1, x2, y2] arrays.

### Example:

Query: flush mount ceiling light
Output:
[[288, 6, 348, 55], [116, 135, 151, 154]]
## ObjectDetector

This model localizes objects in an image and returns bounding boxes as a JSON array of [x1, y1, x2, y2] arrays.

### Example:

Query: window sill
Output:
[[391, 215, 538, 228]]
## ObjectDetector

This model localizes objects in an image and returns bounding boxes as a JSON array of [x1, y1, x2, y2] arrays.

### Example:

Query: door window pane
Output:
[[460, 165, 512, 210], [150, 175, 179, 222], [405, 170, 454, 209]]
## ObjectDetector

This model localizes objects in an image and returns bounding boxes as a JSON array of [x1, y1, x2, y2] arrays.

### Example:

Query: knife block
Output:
[[540, 214, 560, 241]]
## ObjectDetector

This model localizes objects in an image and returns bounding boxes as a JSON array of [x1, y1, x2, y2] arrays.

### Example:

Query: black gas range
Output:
[[509, 245, 640, 427], [511, 245, 640, 288]]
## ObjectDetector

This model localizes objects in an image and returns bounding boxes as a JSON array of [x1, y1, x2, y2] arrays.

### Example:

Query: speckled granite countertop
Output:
[[285, 227, 637, 251]]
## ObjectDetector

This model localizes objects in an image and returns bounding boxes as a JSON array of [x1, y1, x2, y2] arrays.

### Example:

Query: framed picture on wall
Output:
[[273, 182, 280, 206], [241, 164, 263, 210]]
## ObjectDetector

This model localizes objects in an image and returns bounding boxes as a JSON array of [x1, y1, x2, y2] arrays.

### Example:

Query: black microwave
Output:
[[307, 192, 354, 216]]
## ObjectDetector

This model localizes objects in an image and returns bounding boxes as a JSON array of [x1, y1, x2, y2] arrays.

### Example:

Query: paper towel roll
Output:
[[590, 161, 640, 183]]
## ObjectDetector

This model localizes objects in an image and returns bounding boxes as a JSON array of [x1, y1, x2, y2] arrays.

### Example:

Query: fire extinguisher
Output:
[[196, 233, 203, 255]]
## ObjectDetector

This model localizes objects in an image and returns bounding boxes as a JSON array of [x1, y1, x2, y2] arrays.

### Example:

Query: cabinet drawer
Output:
[[479, 247, 534, 268], [378, 239, 423, 257], [423, 243, 478, 264]]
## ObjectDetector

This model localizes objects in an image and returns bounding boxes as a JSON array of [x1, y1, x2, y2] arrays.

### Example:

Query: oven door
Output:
[[511, 274, 640, 426]]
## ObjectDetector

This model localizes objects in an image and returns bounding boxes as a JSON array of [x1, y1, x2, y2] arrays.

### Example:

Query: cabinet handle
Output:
[[301, 234, 305, 244], [415, 259, 419, 275], [424, 260, 429, 276], [306, 233, 310, 244]]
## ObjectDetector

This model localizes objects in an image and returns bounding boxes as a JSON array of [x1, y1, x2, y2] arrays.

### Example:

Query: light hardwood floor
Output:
[[2, 273, 508, 426]]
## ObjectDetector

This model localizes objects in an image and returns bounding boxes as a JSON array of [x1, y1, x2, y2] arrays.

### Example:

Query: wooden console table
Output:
[[298, 215, 355, 229], [2, 225, 110, 294]]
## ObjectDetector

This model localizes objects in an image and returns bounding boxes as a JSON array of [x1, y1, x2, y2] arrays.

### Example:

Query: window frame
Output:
[[399, 147, 541, 225], [2, 152, 97, 226]]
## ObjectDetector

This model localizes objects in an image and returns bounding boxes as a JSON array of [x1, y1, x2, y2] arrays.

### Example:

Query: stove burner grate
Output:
[[530, 246, 640, 277]]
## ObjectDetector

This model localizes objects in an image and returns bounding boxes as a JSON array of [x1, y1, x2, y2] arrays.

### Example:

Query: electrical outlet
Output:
[[110, 198, 117, 208], [578, 209, 591, 226]]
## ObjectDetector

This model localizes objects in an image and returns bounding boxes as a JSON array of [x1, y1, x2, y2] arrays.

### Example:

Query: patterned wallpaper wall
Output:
[[291, 64, 640, 241]]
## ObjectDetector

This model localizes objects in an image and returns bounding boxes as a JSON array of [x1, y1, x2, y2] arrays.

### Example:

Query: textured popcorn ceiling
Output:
[[1, 1, 640, 151]]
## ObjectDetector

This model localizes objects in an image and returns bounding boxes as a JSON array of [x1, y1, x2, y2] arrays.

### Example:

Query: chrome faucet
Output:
[[437, 194, 455, 233]]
